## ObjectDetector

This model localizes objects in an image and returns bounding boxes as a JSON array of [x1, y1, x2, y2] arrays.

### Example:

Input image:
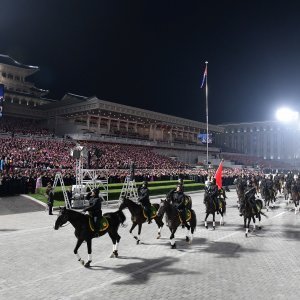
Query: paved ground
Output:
[[0, 191, 299, 300]]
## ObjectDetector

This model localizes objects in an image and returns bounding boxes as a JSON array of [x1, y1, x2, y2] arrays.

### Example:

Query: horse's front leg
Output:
[[204, 212, 209, 229], [136, 223, 142, 245], [252, 216, 256, 231], [109, 231, 120, 258], [74, 239, 84, 265], [84, 238, 92, 268], [170, 228, 178, 249], [129, 222, 138, 241], [154, 217, 164, 239], [245, 217, 251, 237], [219, 212, 224, 226], [258, 213, 262, 230]]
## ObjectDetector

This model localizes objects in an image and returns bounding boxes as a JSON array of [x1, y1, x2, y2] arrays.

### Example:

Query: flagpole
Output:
[[205, 61, 209, 169]]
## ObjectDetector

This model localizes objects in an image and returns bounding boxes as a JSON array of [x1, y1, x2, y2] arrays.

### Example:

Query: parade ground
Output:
[[0, 190, 299, 300]]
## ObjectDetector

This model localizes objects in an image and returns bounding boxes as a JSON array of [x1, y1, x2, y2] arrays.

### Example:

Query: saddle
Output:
[[142, 205, 157, 220], [178, 209, 192, 224], [88, 216, 109, 233]]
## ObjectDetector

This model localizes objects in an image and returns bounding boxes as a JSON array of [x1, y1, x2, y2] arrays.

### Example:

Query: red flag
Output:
[[214, 160, 223, 190]]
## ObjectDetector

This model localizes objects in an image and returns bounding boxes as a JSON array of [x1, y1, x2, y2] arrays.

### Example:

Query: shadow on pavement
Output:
[[110, 256, 200, 285], [199, 241, 260, 258]]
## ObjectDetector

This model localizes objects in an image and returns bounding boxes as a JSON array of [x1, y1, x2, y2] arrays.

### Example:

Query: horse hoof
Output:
[[186, 236, 190, 242], [113, 250, 118, 258], [213, 227, 215, 230], [171, 243, 177, 249], [258, 226, 262, 230], [245, 233, 248, 237], [136, 240, 140, 245], [157, 233, 161, 239], [84, 261, 91, 268], [205, 225, 208, 229], [133, 236, 138, 240]]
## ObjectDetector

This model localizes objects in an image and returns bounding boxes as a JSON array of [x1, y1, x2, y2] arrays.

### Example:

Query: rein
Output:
[[60, 222, 70, 228]]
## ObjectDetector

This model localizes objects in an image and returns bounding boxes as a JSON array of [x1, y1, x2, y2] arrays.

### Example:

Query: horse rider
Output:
[[83, 188, 103, 237], [169, 184, 188, 227], [204, 178, 219, 213], [178, 178, 184, 191], [45, 182, 54, 215], [266, 174, 275, 200], [137, 181, 152, 224], [240, 180, 258, 217]]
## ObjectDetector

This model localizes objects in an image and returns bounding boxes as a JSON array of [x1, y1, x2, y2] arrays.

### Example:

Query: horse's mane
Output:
[[66, 209, 87, 221], [124, 197, 140, 208]]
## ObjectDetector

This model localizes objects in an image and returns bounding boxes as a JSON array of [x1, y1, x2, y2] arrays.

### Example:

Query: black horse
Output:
[[118, 197, 164, 244], [54, 207, 126, 267], [262, 185, 275, 211], [203, 192, 226, 229], [291, 183, 300, 214], [157, 199, 196, 249], [243, 199, 266, 237]]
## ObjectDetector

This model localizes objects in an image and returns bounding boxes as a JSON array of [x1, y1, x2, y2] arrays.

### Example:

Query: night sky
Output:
[[1, 0, 300, 124]]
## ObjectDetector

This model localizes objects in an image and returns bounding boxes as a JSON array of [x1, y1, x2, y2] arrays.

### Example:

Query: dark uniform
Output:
[[204, 178, 219, 213], [83, 188, 103, 236], [240, 181, 258, 216], [138, 181, 152, 224], [171, 184, 188, 226], [45, 183, 54, 215]]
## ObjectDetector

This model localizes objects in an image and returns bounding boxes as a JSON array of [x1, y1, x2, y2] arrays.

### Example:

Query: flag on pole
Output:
[[214, 159, 223, 190], [200, 64, 207, 88]]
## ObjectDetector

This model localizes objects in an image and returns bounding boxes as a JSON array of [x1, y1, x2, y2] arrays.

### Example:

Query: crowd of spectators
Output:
[[0, 117, 296, 196], [221, 153, 293, 169], [0, 116, 53, 137]]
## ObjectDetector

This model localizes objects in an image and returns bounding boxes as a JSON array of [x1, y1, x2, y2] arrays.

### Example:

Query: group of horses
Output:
[[235, 176, 300, 237], [54, 178, 299, 267], [54, 189, 228, 267]]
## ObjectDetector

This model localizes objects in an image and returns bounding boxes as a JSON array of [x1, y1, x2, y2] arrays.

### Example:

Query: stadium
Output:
[[0, 54, 298, 199], [2, 2, 300, 298]]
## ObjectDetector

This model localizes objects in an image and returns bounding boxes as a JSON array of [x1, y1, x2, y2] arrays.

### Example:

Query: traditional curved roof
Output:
[[0, 54, 39, 70]]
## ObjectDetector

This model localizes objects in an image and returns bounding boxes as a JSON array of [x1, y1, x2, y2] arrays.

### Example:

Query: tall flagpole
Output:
[[205, 61, 209, 169]]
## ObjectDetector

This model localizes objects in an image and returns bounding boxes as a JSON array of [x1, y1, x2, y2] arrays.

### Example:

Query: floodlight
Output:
[[276, 107, 299, 122]]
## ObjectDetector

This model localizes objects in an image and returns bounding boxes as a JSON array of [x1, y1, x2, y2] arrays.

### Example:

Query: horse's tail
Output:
[[191, 209, 197, 232], [256, 199, 268, 218], [222, 199, 226, 215], [260, 211, 268, 218], [104, 210, 126, 228]]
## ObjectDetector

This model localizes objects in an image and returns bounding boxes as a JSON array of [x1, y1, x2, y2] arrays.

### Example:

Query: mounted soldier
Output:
[[168, 184, 188, 227], [204, 178, 219, 213], [240, 180, 258, 217], [137, 181, 152, 224], [83, 188, 103, 237]]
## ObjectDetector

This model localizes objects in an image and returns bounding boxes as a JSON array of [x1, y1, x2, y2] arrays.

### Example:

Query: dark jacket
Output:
[[138, 186, 150, 205], [83, 196, 103, 214]]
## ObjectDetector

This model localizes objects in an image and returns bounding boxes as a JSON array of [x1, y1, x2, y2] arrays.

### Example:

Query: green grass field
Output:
[[30, 180, 205, 206]]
